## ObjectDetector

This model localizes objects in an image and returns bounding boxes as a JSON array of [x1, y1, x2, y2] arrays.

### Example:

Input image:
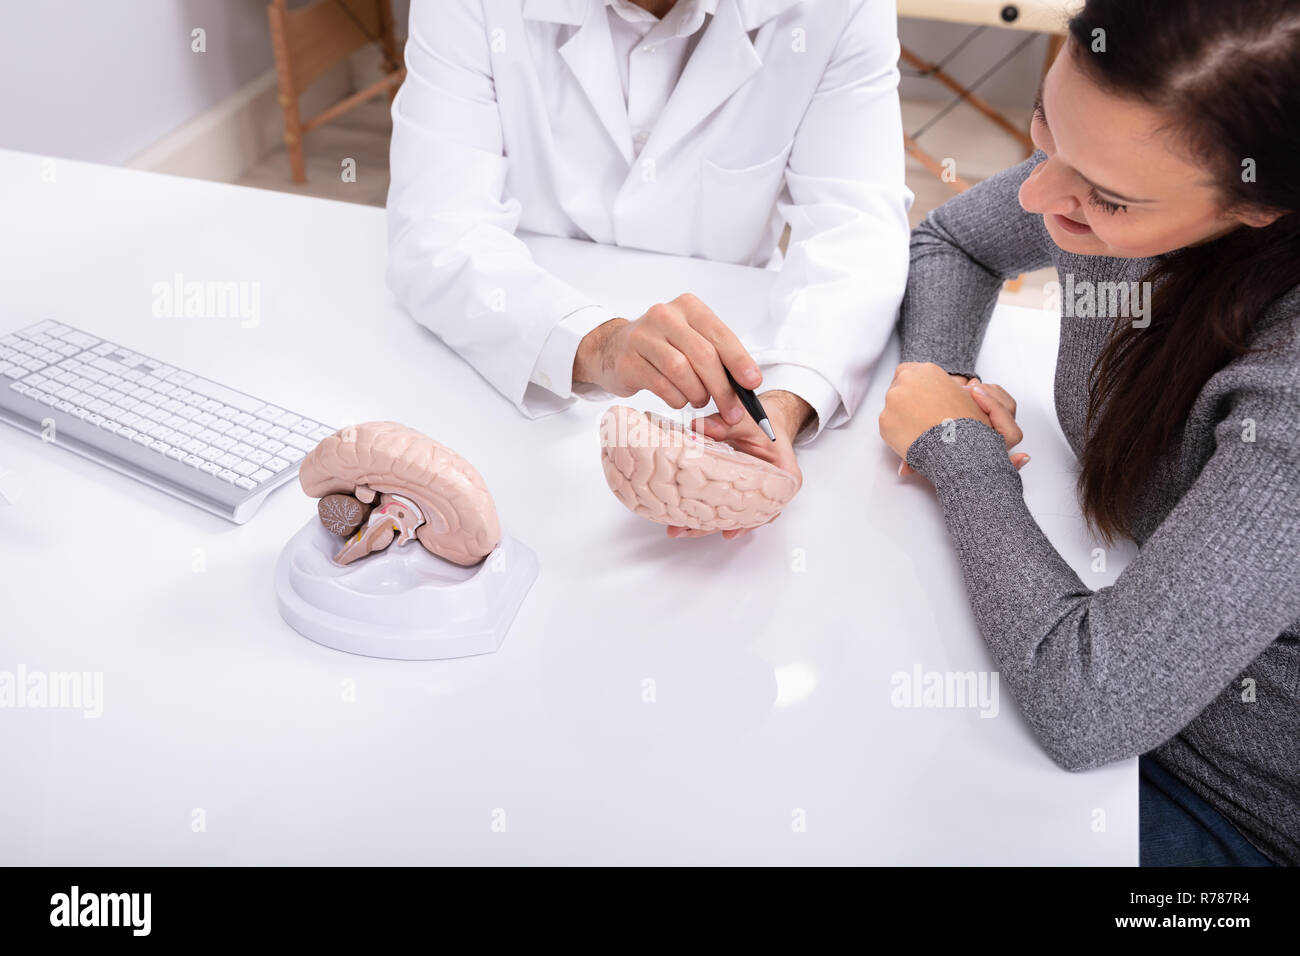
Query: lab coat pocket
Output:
[[698, 140, 794, 265]]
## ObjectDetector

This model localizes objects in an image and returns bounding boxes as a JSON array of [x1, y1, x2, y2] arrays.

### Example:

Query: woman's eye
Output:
[[1087, 188, 1128, 215]]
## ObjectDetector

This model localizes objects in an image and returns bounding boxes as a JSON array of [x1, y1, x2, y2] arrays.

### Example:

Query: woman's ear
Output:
[[1235, 206, 1287, 229]]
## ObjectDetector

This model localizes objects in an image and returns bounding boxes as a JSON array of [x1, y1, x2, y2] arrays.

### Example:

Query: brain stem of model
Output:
[[298, 421, 501, 567]]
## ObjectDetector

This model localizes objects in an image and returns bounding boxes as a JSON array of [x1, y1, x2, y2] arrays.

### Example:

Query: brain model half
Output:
[[298, 421, 500, 567], [599, 405, 799, 531]]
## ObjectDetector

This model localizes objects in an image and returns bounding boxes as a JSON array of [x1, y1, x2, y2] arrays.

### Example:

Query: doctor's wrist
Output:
[[573, 317, 628, 388], [760, 390, 815, 443]]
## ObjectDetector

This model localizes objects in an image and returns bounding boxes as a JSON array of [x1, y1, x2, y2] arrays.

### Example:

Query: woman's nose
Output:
[[1018, 157, 1080, 217]]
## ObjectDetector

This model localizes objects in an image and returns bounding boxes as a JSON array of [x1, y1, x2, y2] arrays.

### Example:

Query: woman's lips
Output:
[[1050, 213, 1093, 235]]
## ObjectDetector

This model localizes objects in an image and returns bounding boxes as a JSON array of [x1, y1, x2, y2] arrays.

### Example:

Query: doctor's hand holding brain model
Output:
[[386, 0, 912, 536]]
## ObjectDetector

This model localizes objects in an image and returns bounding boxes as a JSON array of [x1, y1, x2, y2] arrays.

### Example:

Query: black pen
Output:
[[725, 367, 776, 441]]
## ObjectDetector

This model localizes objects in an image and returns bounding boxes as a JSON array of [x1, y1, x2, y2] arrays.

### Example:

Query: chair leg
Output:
[[267, 1, 307, 184]]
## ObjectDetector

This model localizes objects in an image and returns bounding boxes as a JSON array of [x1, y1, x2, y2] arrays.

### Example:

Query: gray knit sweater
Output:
[[899, 153, 1300, 865]]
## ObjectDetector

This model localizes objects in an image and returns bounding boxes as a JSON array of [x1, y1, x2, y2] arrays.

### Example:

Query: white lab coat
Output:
[[387, 0, 911, 437]]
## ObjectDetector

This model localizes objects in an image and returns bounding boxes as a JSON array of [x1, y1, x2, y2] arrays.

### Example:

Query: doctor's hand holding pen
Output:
[[572, 291, 812, 539]]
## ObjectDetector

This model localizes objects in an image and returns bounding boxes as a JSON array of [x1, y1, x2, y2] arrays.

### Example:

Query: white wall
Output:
[[0, 0, 284, 164]]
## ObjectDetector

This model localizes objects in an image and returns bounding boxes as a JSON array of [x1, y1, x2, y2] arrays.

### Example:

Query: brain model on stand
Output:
[[598, 405, 799, 532], [298, 421, 500, 567]]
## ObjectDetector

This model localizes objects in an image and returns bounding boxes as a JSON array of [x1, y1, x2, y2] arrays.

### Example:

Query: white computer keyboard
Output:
[[0, 320, 334, 523]]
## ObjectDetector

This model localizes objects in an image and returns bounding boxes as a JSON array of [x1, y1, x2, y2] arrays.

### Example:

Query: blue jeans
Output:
[[1140, 755, 1275, 866]]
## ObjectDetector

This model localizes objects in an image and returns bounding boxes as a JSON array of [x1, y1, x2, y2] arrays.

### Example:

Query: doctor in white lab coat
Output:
[[387, 0, 911, 535]]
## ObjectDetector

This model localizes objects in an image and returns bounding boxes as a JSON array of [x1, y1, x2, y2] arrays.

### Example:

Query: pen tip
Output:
[[759, 418, 776, 442]]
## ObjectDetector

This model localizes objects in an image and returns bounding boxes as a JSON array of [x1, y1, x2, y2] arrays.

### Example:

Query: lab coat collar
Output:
[[543, 0, 801, 165], [640, 0, 763, 160], [523, 0, 803, 30], [557, 3, 636, 162]]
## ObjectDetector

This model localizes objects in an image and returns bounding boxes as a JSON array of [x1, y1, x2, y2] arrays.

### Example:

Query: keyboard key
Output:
[[183, 455, 204, 468], [217, 469, 240, 484], [198, 446, 223, 462], [165, 448, 185, 461], [267, 457, 290, 472], [213, 436, 236, 451], [267, 426, 290, 440], [166, 370, 193, 385], [230, 442, 254, 458], [200, 462, 221, 476], [233, 462, 256, 477], [132, 433, 152, 446], [64, 331, 99, 349], [216, 453, 240, 469], [247, 449, 271, 464], [187, 377, 264, 413], [210, 419, 233, 435], [256, 404, 286, 422], [235, 477, 257, 490], [276, 412, 302, 428], [149, 440, 171, 454], [252, 468, 273, 482], [248, 419, 270, 434]]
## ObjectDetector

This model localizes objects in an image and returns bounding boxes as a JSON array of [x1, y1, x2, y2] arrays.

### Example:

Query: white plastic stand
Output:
[[274, 517, 538, 660]]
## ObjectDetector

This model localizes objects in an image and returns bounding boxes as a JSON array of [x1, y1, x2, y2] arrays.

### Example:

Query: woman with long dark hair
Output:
[[879, 0, 1300, 865]]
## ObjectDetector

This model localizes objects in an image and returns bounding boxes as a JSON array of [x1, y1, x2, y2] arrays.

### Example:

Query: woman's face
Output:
[[1018, 42, 1260, 258]]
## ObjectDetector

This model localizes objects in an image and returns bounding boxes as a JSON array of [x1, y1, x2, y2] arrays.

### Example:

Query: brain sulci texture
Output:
[[598, 405, 799, 531], [298, 421, 501, 566]]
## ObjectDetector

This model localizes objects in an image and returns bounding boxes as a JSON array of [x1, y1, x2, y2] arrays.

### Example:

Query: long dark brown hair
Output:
[[1067, 0, 1300, 541]]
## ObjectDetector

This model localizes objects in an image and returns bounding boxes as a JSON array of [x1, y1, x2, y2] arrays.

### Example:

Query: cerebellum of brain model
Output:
[[598, 405, 799, 531], [298, 422, 501, 566]]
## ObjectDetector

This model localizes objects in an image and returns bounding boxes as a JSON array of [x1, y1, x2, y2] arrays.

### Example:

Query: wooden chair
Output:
[[267, 0, 405, 184]]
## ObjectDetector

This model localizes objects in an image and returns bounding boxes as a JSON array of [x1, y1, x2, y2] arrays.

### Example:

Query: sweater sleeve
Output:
[[905, 393, 1300, 771], [898, 152, 1055, 378]]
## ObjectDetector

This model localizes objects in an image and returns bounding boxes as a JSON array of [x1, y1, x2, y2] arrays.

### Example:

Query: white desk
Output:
[[0, 150, 1136, 864]]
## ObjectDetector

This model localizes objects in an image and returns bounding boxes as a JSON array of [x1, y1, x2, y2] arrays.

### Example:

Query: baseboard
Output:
[[126, 59, 355, 182]]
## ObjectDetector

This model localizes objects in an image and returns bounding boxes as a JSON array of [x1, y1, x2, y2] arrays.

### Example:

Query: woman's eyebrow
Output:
[[1032, 89, 1154, 204]]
